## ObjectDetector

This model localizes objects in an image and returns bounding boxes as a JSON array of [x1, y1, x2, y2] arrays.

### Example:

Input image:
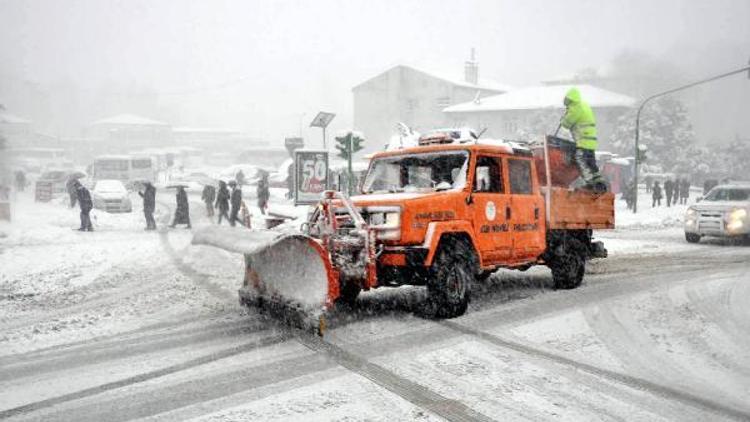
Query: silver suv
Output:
[[684, 184, 750, 243]]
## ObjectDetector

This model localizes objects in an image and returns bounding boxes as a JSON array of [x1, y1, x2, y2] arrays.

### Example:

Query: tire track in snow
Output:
[[0, 332, 290, 419], [439, 320, 750, 421], [296, 332, 495, 422]]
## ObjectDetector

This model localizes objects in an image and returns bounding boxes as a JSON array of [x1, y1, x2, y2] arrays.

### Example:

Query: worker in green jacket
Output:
[[561, 87, 606, 192]]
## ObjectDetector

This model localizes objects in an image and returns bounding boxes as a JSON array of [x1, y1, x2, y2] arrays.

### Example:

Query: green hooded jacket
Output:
[[561, 87, 598, 150]]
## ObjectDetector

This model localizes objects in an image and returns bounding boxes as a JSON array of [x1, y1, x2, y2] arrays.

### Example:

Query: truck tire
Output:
[[685, 233, 701, 243], [549, 239, 585, 290], [428, 238, 474, 318], [337, 282, 361, 306]]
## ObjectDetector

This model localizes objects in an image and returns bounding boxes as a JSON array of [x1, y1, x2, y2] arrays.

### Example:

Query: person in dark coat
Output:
[[75, 180, 94, 231], [215, 180, 230, 225], [229, 180, 243, 227], [652, 181, 662, 208], [679, 178, 690, 205], [663, 179, 674, 207], [15, 170, 26, 192], [256, 172, 270, 215], [66, 177, 78, 208], [169, 186, 191, 229], [201, 184, 216, 218], [139, 181, 157, 230]]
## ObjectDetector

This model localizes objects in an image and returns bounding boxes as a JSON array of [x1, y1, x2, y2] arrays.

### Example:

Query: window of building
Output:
[[508, 158, 532, 194], [474, 156, 504, 193]]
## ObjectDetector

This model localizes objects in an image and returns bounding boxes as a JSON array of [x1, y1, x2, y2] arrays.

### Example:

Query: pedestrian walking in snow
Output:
[[66, 177, 78, 208], [215, 180, 230, 225], [645, 175, 653, 193], [75, 180, 93, 231], [229, 180, 243, 227], [169, 186, 191, 229], [680, 178, 690, 204], [256, 171, 270, 215], [664, 179, 674, 207], [236, 169, 245, 186], [15, 170, 26, 192], [652, 181, 662, 208], [139, 181, 157, 230], [201, 183, 216, 218]]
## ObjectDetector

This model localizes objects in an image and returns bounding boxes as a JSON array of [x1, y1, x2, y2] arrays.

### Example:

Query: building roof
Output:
[[444, 84, 635, 113], [90, 114, 169, 126], [0, 112, 32, 124], [353, 64, 512, 93]]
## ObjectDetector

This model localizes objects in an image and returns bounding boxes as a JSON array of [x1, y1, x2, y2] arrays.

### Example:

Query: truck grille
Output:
[[699, 212, 722, 218]]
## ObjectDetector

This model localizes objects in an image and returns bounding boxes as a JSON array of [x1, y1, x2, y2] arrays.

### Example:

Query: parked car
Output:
[[92, 179, 132, 213], [38, 169, 77, 194], [684, 183, 750, 243]]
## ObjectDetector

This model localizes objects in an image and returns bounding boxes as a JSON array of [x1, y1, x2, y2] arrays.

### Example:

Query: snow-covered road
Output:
[[1, 190, 749, 421]]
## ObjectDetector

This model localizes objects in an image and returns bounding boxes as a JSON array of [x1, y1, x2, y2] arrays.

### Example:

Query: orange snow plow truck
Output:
[[193, 131, 614, 333]]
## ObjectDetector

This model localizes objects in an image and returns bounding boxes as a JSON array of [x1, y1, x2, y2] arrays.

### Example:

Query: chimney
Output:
[[464, 48, 479, 85]]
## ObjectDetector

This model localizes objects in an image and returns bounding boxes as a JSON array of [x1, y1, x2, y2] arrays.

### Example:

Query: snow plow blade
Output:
[[192, 227, 337, 335]]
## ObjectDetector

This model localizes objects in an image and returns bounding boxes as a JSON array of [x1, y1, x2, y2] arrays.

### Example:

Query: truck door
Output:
[[471, 155, 512, 264], [507, 157, 546, 261]]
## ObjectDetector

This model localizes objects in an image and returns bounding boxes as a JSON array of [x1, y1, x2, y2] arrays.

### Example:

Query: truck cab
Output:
[[301, 131, 613, 317]]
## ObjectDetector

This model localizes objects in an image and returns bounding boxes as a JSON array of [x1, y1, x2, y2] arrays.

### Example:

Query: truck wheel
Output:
[[336, 282, 361, 306], [549, 239, 585, 290], [476, 270, 494, 282], [685, 233, 701, 243], [428, 239, 474, 318]]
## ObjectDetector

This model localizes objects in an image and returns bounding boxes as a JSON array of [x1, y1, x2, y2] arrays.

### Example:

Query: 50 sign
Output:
[[294, 150, 329, 205]]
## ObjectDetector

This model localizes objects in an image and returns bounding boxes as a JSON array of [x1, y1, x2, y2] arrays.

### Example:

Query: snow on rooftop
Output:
[[444, 84, 635, 113], [0, 112, 32, 124], [172, 127, 241, 133], [89, 114, 169, 127], [354, 64, 512, 93]]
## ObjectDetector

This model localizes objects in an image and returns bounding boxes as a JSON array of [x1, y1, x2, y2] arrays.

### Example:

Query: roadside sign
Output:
[[294, 150, 329, 205], [284, 137, 305, 157], [35, 180, 53, 202], [309, 112, 335, 129]]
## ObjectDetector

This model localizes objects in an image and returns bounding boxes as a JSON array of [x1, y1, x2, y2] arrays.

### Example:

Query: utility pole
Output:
[[632, 63, 750, 213]]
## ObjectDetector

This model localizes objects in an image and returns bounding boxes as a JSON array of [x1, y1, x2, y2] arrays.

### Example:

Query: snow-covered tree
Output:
[[609, 96, 696, 173], [514, 109, 560, 143]]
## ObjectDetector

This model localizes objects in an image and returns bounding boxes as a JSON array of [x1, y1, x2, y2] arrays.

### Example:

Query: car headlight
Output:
[[726, 208, 747, 232], [729, 208, 747, 221], [685, 207, 697, 219]]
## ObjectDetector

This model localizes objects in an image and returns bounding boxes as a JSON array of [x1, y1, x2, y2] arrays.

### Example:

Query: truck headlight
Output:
[[365, 207, 401, 240], [685, 207, 697, 218]]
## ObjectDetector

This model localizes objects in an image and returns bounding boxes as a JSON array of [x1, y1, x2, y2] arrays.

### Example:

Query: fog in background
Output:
[[1, 0, 749, 145]]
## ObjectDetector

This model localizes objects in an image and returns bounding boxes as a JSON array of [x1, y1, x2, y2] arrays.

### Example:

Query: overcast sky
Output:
[[1, 0, 748, 143]]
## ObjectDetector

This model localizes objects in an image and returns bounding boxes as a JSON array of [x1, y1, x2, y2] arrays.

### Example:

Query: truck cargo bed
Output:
[[544, 187, 615, 230]]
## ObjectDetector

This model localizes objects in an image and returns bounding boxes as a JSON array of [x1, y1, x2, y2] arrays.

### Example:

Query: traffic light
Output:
[[637, 144, 648, 162], [335, 132, 365, 160]]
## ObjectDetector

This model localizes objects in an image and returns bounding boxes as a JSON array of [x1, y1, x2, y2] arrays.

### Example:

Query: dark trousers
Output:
[[144, 210, 156, 229], [652, 198, 661, 207], [80, 208, 93, 231], [666, 191, 673, 207], [230, 207, 240, 226], [574, 148, 602, 186], [217, 208, 229, 224]]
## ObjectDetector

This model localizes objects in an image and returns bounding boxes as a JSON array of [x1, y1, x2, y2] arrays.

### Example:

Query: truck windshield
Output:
[[362, 151, 469, 194], [704, 188, 750, 201]]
